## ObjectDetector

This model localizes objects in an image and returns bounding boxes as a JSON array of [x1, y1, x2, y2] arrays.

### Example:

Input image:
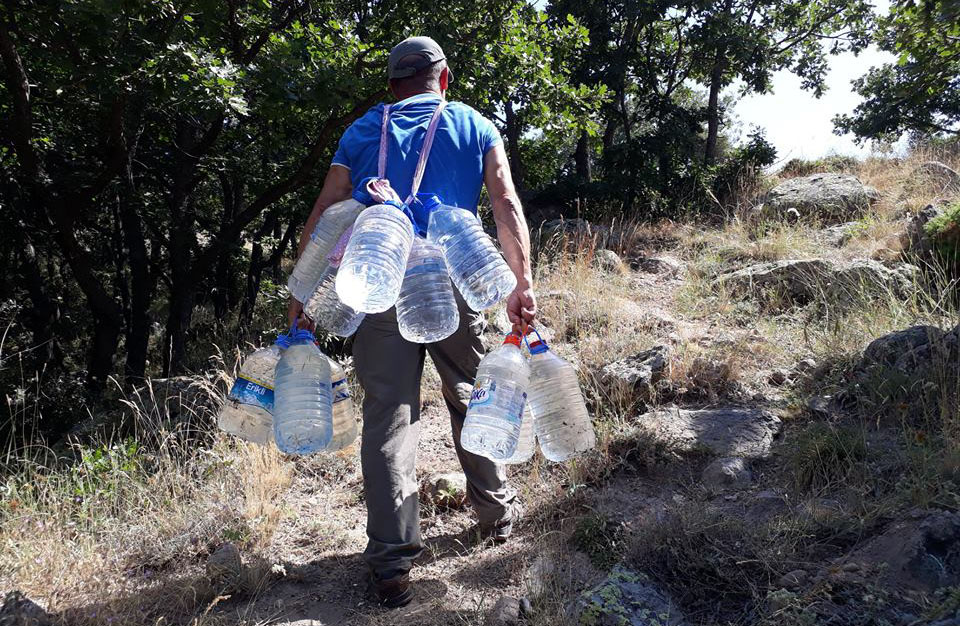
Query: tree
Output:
[[834, 0, 960, 141]]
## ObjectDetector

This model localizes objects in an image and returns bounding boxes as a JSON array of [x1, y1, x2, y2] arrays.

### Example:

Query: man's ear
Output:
[[439, 67, 449, 92]]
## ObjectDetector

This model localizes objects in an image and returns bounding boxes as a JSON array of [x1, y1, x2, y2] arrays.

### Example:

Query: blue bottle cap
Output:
[[288, 328, 316, 344], [529, 339, 549, 354]]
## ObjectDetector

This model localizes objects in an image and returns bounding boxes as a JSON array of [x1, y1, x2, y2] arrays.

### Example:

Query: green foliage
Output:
[[788, 423, 868, 493], [571, 512, 624, 568], [71, 439, 142, 500], [780, 155, 860, 177], [924, 201, 960, 270], [835, 0, 960, 140]]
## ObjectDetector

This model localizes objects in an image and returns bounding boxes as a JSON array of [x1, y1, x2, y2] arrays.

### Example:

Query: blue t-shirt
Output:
[[331, 93, 502, 231]]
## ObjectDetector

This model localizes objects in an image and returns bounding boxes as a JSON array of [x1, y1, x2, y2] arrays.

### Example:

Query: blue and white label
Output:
[[332, 377, 350, 404], [469, 378, 495, 409], [228, 375, 275, 413]]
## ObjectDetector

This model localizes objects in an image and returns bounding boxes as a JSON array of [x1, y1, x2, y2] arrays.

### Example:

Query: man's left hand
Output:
[[506, 284, 536, 334]]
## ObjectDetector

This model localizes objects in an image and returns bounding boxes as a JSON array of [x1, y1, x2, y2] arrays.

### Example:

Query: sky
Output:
[[730, 45, 898, 163]]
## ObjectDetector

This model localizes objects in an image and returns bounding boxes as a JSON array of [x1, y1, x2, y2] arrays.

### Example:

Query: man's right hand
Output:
[[287, 298, 316, 333]]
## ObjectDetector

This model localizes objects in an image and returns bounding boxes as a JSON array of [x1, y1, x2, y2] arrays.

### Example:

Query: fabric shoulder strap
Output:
[[377, 100, 448, 204]]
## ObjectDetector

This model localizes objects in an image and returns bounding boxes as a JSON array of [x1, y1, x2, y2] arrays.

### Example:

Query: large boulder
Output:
[[716, 259, 833, 303], [716, 258, 918, 306], [593, 249, 624, 272], [635, 407, 781, 458], [599, 346, 670, 401], [0, 592, 52, 626], [860, 324, 959, 375], [574, 567, 688, 626], [761, 173, 880, 222]]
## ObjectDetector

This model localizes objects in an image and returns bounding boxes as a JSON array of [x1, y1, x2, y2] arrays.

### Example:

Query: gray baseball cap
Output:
[[388, 36, 453, 81]]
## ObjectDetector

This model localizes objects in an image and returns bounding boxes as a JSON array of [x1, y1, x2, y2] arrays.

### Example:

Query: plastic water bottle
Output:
[[527, 335, 596, 462], [335, 205, 414, 313], [396, 238, 459, 343], [273, 329, 333, 454], [218, 339, 283, 444], [461, 332, 530, 461], [303, 265, 365, 337], [288, 198, 365, 303], [501, 405, 535, 465], [427, 200, 516, 312], [327, 357, 358, 451]]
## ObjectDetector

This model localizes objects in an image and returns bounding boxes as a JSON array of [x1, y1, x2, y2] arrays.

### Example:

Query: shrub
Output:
[[924, 201, 960, 274], [788, 423, 868, 494]]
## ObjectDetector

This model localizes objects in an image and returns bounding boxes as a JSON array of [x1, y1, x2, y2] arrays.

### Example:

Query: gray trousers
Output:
[[352, 292, 515, 576]]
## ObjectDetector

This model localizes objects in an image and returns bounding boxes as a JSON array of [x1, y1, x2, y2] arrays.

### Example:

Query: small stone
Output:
[[794, 358, 817, 374], [702, 457, 752, 493], [207, 543, 244, 589], [634, 256, 685, 278], [778, 569, 809, 589], [768, 369, 789, 386], [0, 591, 53, 626], [427, 472, 468, 509], [483, 595, 520, 626], [842, 561, 860, 572], [593, 249, 624, 272], [599, 345, 670, 400], [518, 596, 533, 617]]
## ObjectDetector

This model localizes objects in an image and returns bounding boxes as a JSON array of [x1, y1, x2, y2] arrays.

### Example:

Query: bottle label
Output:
[[469, 378, 495, 408], [332, 377, 350, 404], [228, 375, 275, 413]]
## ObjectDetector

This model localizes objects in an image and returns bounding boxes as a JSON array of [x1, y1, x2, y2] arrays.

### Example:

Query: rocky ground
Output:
[[3, 154, 960, 626]]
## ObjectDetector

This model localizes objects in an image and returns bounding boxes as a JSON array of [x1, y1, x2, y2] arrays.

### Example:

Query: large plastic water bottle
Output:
[[218, 339, 283, 444], [273, 329, 333, 455], [500, 405, 535, 465], [461, 332, 530, 461], [427, 199, 516, 312], [527, 334, 596, 462], [335, 205, 415, 313], [327, 357, 358, 451], [303, 265, 365, 337], [288, 198, 365, 303], [396, 238, 459, 343]]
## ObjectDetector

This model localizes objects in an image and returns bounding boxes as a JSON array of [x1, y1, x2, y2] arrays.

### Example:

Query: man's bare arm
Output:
[[288, 165, 353, 328], [483, 144, 536, 329]]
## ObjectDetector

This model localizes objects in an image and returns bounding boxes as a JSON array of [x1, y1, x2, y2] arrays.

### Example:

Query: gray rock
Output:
[[900, 203, 943, 255], [525, 550, 600, 599], [778, 569, 809, 590], [593, 249, 624, 272], [820, 221, 860, 247], [762, 173, 880, 222], [702, 457, 752, 492], [484, 596, 521, 626], [635, 407, 782, 458], [768, 369, 790, 386], [0, 592, 52, 626], [599, 346, 670, 400], [426, 472, 468, 509], [716, 258, 918, 306], [573, 567, 688, 626], [633, 256, 685, 278], [207, 542, 244, 590], [913, 161, 960, 193], [794, 358, 817, 374], [716, 259, 833, 303], [862, 325, 945, 368]]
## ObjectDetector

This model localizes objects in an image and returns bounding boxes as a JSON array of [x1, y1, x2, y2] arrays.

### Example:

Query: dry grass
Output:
[[0, 377, 291, 625]]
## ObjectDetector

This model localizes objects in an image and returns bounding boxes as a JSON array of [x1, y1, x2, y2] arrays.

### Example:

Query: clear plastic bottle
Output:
[[427, 200, 516, 312], [288, 198, 365, 303], [500, 405, 535, 465], [335, 204, 414, 313], [327, 356, 359, 451], [396, 237, 459, 343], [527, 336, 596, 462], [218, 339, 283, 444], [303, 265, 365, 337], [461, 333, 530, 461], [273, 329, 333, 455]]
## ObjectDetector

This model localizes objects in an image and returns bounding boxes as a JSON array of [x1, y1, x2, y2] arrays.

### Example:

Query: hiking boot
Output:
[[477, 500, 523, 544], [369, 570, 413, 609]]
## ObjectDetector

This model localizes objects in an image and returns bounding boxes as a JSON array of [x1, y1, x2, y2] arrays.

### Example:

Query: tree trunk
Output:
[[504, 100, 524, 189], [119, 180, 150, 382], [705, 47, 726, 166], [575, 130, 592, 182]]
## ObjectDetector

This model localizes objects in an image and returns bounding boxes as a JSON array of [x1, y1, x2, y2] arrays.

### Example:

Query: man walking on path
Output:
[[287, 36, 536, 608]]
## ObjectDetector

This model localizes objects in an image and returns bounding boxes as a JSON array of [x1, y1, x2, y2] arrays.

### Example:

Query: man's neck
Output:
[[393, 88, 443, 102]]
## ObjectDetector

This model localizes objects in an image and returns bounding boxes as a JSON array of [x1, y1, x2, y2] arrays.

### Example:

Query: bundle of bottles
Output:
[[218, 194, 596, 461]]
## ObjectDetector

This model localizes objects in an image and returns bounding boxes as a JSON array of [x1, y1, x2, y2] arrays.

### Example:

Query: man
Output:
[[287, 36, 536, 608]]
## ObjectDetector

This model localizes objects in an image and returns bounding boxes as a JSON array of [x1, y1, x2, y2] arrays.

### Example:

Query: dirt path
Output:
[[212, 253, 698, 626]]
